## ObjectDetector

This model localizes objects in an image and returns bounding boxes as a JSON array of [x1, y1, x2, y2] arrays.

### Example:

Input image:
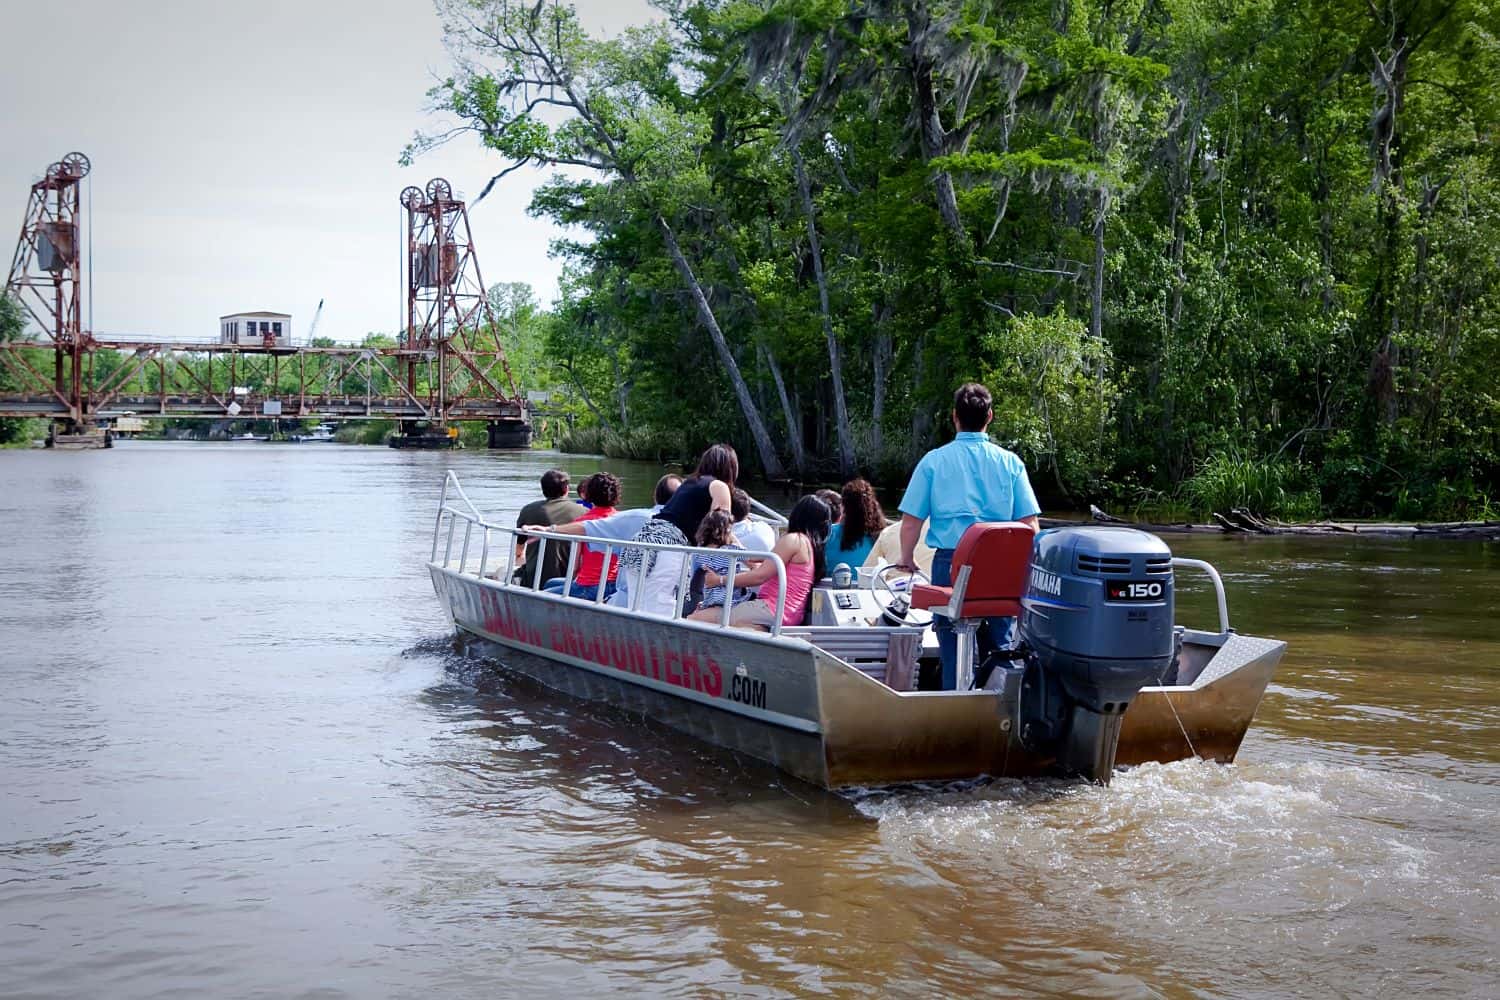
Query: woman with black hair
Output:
[[621, 444, 739, 616], [700, 495, 830, 629]]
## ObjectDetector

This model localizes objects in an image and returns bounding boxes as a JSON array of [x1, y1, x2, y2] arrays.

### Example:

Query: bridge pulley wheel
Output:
[[61, 152, 91, 179], [399, 185, 425, 210], [425, 177, 452, 202]]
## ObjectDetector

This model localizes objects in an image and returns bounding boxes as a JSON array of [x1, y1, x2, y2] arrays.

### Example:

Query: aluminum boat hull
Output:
[[431, 563, 1284, 788]]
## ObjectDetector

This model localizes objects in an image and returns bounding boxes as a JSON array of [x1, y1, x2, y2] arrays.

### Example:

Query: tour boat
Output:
[[429, 472, 1285, 788]]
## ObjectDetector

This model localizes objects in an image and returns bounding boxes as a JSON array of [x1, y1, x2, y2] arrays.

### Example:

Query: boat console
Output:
[[806, 584, 890, 628]]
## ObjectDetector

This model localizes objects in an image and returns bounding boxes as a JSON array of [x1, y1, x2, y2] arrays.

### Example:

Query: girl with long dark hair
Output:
[[700, 495, 830, 629]]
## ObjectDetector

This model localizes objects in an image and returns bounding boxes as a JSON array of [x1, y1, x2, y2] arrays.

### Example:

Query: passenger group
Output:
[[512, 380, 1041, 690]]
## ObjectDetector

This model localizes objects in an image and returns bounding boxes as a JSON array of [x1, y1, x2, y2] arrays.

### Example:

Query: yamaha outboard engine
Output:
[[1017, 527, 1174, 782]]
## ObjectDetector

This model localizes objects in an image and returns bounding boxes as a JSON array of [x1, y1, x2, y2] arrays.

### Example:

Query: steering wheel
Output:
[[872, 564, 934, 628]]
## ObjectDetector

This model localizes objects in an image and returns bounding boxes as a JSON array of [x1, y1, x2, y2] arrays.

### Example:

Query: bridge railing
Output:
[[433, 470, 790, 635]]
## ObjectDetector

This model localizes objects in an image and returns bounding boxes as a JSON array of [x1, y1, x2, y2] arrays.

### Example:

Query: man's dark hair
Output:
[[730, 487, 750, 522], [589, 471, 621, 508], [540, 468, 570, 499], [695, 443, 739, 487], [654, 474, 682, 507], [953, 382, 993, 432]]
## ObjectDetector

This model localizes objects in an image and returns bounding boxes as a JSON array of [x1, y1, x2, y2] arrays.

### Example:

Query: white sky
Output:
[[0, 0, 655, 344]]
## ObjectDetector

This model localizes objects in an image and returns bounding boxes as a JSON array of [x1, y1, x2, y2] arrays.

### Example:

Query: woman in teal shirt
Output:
[[824, 478, 887, 573]]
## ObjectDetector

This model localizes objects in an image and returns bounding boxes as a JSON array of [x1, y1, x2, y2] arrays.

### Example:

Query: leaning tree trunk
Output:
[[655, 216, 787, 479], [871, 306, 891, 463], [793, 149, 855, 477], [758, 340, 807, 477]]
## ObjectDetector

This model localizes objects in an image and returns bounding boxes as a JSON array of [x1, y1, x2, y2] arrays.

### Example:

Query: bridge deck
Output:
[[0, 393, 526, 421]]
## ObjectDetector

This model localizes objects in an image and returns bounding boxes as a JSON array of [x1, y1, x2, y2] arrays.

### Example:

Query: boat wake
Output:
[[853, 755, 1500, 994]]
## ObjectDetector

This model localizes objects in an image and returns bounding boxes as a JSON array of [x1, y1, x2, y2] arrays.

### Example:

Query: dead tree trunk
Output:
[[905, 4, 967, 241], [871, 304, 892, 463], [758, 340, 806, 478], [656, 215, 787, 479], [793, 149, 855, 477]]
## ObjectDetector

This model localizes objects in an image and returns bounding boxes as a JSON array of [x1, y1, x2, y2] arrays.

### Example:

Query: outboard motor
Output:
[[1016, 526, 1174, 782]]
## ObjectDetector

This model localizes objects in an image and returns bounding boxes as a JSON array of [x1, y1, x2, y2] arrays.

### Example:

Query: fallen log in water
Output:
[[1040, 512, 1500, 541]]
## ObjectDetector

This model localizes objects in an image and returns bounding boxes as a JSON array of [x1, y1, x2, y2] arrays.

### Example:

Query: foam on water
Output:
[[853, 758, 1500, 994]]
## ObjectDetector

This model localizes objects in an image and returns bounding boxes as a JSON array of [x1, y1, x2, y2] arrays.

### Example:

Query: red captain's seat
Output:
[[910, 522, 1037, 619]]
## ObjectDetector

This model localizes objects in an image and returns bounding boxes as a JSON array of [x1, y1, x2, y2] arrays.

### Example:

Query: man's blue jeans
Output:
[[931, 547, 1015, 691], [542, 578, 616, 602]]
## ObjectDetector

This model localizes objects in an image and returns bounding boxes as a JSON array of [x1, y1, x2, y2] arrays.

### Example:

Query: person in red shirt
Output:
[[543, 472, 621, 601]]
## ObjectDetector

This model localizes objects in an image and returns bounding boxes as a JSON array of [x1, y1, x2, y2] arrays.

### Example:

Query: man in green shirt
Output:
[[514, 469, 585, 588]]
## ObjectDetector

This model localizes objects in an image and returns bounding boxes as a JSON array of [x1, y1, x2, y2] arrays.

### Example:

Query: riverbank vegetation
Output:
[[407, 0, 1499, 520]]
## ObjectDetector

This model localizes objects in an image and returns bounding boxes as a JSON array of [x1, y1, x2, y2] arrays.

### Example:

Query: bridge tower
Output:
[[396, 179, 530, 448], [4, 152, 108, 447]]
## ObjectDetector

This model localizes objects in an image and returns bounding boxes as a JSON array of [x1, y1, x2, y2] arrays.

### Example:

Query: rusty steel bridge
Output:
[[2, 155, 531, 447]]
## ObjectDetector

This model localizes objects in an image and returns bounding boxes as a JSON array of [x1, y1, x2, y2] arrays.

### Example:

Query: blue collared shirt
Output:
[[899, 432, 1041, 550]]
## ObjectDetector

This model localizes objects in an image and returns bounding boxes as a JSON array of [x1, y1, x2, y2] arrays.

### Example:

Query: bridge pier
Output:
[[388, 421, 459, 450], [486, 419, 531, 449], [47, 419, 111, 450]]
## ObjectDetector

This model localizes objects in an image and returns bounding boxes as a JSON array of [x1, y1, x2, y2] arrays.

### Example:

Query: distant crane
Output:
[[305, 298, 324, 345]]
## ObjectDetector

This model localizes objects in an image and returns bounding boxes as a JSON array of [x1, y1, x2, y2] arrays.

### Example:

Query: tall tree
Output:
[[413, 0, 787, 476]]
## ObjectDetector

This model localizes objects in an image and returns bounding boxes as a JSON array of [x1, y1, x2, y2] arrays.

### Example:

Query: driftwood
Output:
[[1043, 510, 1500, 542]]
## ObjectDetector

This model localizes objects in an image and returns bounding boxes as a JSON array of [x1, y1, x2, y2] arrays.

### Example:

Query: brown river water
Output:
[[1, 442, 1497, 998]]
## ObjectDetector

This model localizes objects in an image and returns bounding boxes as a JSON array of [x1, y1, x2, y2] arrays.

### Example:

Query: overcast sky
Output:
[[0, 0, 654, 344]]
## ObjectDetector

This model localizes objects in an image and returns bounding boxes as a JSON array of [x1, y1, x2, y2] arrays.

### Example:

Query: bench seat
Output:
[[780, 625, 924, 690]]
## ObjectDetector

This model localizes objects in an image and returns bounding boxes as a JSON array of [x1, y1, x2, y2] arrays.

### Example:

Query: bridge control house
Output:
[[219, 311, 292, 348]]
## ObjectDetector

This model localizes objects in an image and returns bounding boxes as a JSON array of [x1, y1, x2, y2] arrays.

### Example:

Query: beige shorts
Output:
[[726, 599, 778, 628]]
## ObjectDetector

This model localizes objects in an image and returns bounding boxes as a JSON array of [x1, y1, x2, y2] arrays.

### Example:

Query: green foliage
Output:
[[0, 295, 31, 445], [406, 0, 1500, 519], [982, 311, 1117, 499]]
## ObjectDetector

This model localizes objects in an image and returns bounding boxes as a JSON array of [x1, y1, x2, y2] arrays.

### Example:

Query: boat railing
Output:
[[433, 471, 791, 636], [747, 496, 788, 527], [1171, 557, 1231, 635]]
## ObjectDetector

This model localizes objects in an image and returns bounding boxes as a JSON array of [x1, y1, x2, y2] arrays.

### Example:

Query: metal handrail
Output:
[[433, 469, 482, 562], [748, 496, 788, 527], [1171, 557, 1232, 635], [431, 474, 790, 635]]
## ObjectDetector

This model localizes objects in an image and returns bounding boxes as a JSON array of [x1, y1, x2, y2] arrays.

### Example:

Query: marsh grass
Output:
[[559, 424, 692, 464], [1182, 453, 1321, 519]]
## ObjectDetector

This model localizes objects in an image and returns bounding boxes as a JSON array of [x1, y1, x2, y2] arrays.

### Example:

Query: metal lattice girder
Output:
[[400, 179, 523, 424], [2, 158, 529, 432], [0, 339, 523, 421]]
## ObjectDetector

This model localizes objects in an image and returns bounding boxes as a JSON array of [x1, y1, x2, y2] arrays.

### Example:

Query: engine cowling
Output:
[[1017, 526, 1175, 782]]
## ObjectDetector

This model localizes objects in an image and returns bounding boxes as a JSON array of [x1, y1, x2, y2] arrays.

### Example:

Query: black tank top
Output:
[[654, 475, 717, 541]]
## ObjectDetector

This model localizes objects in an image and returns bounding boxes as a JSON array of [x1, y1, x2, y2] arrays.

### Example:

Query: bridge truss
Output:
[[1, 155, 530, 446]]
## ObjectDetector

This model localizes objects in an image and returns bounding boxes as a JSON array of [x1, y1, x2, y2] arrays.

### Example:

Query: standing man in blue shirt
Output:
[[897, 382, 1041, 689]]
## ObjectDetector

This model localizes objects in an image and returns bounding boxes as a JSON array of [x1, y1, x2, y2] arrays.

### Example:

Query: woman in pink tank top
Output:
[[698, 495, 831, 629]]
